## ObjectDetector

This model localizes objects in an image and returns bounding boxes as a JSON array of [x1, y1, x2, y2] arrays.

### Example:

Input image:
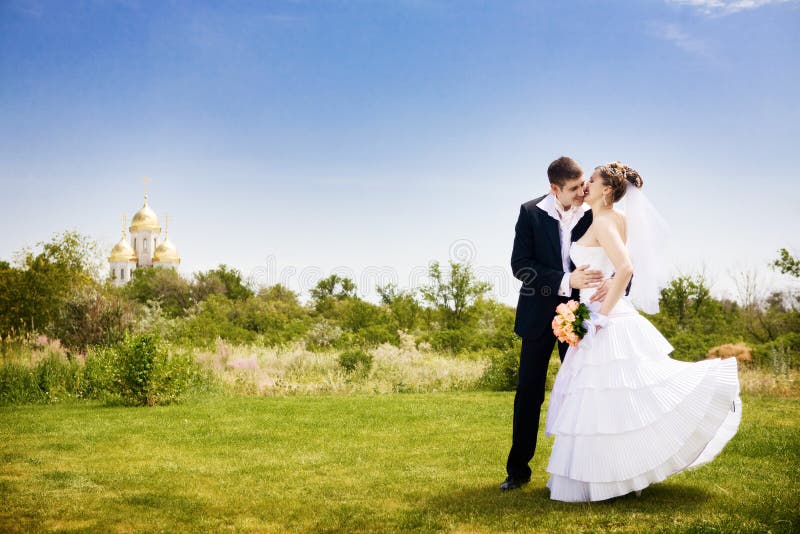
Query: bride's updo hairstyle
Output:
[[595, 161, 644, 203]]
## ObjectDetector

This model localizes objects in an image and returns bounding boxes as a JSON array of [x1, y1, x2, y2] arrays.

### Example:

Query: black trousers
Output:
[[505, 331, 569, 480]]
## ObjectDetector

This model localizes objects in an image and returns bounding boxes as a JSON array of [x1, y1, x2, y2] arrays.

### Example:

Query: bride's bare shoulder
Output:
[[593, 210, 625, 224], [605, 209, 627, 227], [593, 212, 626, 238]]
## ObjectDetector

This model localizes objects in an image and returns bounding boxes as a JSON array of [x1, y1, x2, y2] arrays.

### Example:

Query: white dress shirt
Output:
[[536, 194, 587, 297]]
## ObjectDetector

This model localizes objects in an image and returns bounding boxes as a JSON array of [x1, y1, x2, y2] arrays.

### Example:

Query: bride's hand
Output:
[[589, 279, 610, 302], [590, 313, 609, 334]]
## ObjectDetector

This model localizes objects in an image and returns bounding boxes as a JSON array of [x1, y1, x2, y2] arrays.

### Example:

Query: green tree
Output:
[[310, 274, 357, 313], [333, 298, 397, 347], [0, 260, 24, 337], [420, 261, 491, 328], [240, 285, 309, 345], [123, 267, 192, 318], [377, 283, 421, 332], [658, 274, 713, 327], [172, 294, 256, 348], [20, 230, 105, 284], [472, 296, 518, 351], [258, 284, 301, 305], [193, 264, 254, 302], [0, 231, 103, 339], [650, 274, 741, 361], [771, 248, 800, 278], [308, 277, 400, 348], [53, 285, 137, 351]]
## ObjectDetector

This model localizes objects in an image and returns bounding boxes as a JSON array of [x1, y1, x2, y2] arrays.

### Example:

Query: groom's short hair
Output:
[[547, 157, 583, 187]]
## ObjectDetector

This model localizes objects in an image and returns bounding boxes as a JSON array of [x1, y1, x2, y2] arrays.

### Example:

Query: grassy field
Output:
[[1, 392, 798, 533]]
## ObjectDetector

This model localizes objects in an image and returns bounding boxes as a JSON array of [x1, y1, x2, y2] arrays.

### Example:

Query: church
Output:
[[108, 192, 181, 286]]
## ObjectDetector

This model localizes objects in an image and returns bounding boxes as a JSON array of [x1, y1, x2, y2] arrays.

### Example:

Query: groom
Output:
[[501, 156, 606, 491]]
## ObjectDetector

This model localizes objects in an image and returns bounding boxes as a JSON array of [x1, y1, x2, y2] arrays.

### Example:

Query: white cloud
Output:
[[667, 0, 797, 15], [649, 22, 713, 57]]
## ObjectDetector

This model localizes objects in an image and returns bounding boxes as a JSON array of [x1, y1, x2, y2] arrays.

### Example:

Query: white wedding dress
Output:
[[545, 242, 742, 502]]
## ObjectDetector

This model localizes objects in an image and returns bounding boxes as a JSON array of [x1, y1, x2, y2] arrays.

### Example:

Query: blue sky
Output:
[[1, 0, 798, 304]]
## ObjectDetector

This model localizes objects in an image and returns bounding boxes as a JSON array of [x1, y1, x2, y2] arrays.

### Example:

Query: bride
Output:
[[544, 162, 742, 502]]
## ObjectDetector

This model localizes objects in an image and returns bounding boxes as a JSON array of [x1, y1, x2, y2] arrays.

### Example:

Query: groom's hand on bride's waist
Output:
[[570, 265, 603, 290]]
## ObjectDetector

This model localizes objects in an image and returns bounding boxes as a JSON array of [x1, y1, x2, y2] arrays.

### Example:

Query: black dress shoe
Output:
[[500, 476, 530, 491]]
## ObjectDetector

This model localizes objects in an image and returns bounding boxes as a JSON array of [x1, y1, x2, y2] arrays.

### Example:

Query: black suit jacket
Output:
[[511, 195, 592, 339]]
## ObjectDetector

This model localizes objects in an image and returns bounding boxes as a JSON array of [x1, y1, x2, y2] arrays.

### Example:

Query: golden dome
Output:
[[108, 235, 137, 263], [153, 238, 180, 264], [129, 195, 161, 232]]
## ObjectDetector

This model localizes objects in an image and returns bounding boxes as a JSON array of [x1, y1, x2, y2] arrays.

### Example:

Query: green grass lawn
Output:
[[1, 392, 798, 533]]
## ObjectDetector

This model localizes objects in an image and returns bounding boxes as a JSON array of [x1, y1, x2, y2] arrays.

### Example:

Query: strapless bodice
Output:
[[570, 242, 615, 279], [570, 242, 634, 314]]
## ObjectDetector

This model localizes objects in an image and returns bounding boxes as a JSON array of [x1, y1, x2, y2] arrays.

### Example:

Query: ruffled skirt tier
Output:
[[545, 306, 742, 502]]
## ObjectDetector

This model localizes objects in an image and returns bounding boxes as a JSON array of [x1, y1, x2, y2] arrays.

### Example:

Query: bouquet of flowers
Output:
[[551, 300, 592, 347]]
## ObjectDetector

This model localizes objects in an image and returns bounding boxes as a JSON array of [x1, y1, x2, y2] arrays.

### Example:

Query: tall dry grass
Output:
[[4, 332, 796, 401], [192, 337, 488, 396], [738, 366, 798, 397]]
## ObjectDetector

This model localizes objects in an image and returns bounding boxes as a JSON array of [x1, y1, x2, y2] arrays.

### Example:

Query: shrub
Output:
[[238, 289, 309, 346], [472, 297, 518, 351], [171, 295, 257, 348], [351, 323, 398, 348], [426, 327, 476, 354], [477, 347, 520, 391], [338, 349, 374, 375], [114, 334, 201, 406], [0, 363, 44, 404], [766, 344, 793, 378], [114, 335, 158, 405], [36, 353, 83, 402], [664, 331, 731, 362], [317, 298, 399, 349], [131, 301, 177, 340], [706, 343, 753, 364], [0, 352, 83, 405], [753, 332, 800, 371], [52, 285, 136, 351], [146, 350, 208, 405], [83, 346, 121, 401], [304, 319, 343, 352]]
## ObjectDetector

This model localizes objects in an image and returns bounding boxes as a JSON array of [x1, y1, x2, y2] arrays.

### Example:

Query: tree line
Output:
[[1, 231, 798, 370]]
